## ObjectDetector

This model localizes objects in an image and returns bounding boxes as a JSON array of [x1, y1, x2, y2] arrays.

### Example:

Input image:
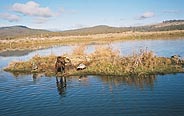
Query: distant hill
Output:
[[60, 20, 184, 36], [133, 20, 184, 32], [0, 20, 184, 39], [0, 25, 50, 40], [60, 25, 130, 36]]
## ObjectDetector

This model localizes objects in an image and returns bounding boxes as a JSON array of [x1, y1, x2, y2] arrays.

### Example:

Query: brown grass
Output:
[[1, 30, 184, 52], [71, 45, 87, 56], [4, 45, 184, 77]]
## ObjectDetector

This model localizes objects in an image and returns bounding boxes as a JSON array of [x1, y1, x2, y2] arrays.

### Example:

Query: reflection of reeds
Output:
[[4, 45, 184, 76], [99, 75, 156, 89]]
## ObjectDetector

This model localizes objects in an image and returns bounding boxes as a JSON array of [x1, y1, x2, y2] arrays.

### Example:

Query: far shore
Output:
[[0, 30, 184, 52]]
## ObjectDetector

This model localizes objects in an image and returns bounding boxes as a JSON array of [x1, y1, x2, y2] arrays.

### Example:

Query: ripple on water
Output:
[[1, 39, 184, 116]]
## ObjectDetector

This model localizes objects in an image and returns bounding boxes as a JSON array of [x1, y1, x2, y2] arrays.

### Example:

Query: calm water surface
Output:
[[0, 39, 184, 116]]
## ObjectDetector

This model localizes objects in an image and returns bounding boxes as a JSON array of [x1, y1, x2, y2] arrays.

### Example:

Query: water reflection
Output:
[[78, 75, 89, 85], [0, 49, 34, 57], [7, 72, 32, 79], [56, 76, 66, 95], [99, 75, 156, 90], [78, 75, 87, 81], [32, 73, 44, 83], [55, 75, 156, 96]]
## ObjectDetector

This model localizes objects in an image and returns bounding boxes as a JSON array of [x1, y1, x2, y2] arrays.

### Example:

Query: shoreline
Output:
[[1, 30, 184, 52]]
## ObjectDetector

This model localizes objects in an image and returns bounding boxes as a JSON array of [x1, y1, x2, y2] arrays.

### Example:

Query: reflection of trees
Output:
[[56, 76, 66, 95], [99, 75, 156, 90]]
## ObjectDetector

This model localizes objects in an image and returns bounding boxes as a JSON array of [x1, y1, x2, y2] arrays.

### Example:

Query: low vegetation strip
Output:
[[4, 46, 184, 76], [1, 30, 184, 52]]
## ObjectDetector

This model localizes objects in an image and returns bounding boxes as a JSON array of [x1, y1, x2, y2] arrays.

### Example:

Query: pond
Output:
[[0, 39, 184, 116]]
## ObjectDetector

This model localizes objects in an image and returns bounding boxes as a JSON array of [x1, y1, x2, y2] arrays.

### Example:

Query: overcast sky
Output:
[[0, 0, 184, 30]]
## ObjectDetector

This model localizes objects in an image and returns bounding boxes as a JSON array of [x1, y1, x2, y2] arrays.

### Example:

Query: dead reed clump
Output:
[[29, 55, 56, 72], [4, 61, 32, 72], [91, 45, 120, 62], [84, 45, 123, 75], [71, 45, 87, 56]]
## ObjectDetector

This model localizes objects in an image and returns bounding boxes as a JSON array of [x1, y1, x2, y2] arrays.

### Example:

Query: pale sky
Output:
[[0, 0, 184, 30]]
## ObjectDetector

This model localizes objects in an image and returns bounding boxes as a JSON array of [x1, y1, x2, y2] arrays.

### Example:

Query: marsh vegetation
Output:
[[4, 45, 184, 76], [1, 30, 184, 52]]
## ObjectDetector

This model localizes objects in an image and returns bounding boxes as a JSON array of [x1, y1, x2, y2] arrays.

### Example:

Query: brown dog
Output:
[[55, 56, 66, 74]]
